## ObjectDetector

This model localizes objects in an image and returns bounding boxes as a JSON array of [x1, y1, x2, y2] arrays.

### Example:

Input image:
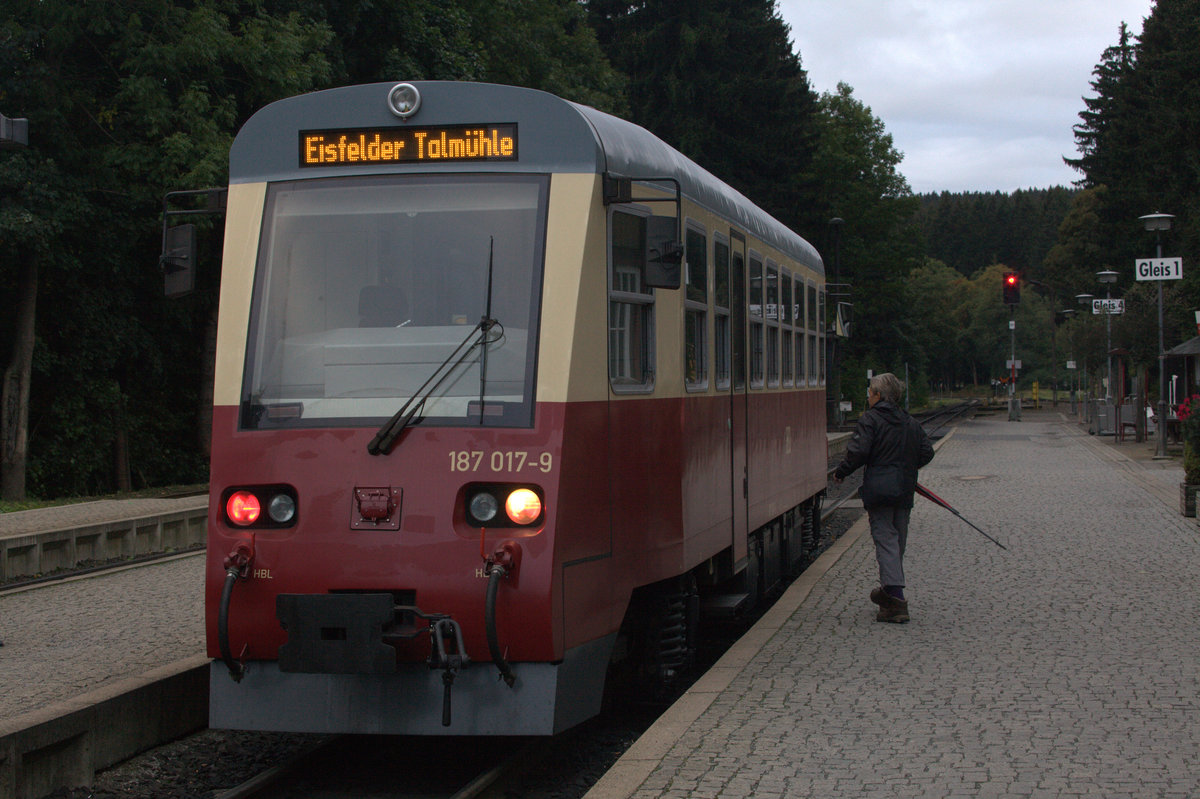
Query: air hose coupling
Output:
[[219, 539, 255, 682], [484, 540, 522, 688]]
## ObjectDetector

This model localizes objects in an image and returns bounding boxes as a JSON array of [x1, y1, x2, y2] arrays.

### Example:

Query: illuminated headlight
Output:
[[469, 492, 500, 523], [268, 493, 297, 524], [505, 488, 542, 525]]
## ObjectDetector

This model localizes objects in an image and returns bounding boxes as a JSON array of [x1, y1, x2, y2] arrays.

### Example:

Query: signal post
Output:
[[1004, 273, 1021, 420]]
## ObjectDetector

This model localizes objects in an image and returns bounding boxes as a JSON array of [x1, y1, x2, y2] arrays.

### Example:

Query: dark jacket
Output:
[[833, 400, 934, 509]]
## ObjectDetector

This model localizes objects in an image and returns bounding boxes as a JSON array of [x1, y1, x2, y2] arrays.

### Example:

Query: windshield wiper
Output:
[[477, 238, 496, 425], [367, 318, 495, 456]]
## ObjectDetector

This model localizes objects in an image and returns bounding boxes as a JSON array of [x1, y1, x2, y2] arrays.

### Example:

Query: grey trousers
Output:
[[868, 504, 911, 588]]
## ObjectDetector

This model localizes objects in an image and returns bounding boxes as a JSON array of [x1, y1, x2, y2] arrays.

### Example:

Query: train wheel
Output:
[[606, 574, 700, 699], [810, 492, 824, 551]]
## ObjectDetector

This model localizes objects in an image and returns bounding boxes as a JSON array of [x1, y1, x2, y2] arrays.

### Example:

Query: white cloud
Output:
[[779, 0, 1154, 193]]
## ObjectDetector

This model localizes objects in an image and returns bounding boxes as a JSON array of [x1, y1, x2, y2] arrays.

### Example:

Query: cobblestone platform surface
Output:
[[588, 410, 1199, 799], [0, 552, 205, 722]]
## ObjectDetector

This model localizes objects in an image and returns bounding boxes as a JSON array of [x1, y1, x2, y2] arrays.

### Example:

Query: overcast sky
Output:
[[779, 0, 1155, 195]]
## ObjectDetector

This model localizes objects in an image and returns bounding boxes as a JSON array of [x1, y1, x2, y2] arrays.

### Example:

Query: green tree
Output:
[[0, 0, 332, 499], [905, 259, 969, 389], [586, 0, 819, 228], [272, 0, 626, 110], [810, 84, 922, 404], [1065, 0, 1200, 360]]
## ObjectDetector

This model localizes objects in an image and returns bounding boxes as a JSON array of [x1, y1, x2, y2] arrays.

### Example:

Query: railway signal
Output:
[[1002, 272, 1020, 305]]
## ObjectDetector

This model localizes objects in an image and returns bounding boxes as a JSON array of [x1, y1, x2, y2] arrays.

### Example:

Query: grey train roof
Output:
[[230, 81, 822, 274]]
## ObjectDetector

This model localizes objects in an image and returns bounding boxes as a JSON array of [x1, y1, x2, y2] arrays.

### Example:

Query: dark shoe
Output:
[[870, 587, 905, 608], [876, 600, 910, 623]]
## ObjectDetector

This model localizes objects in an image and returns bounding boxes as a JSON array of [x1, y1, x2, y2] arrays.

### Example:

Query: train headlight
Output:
[[469, 491, 500, 523], [505, 489, 542, 525], [267, 493, 296, 524]]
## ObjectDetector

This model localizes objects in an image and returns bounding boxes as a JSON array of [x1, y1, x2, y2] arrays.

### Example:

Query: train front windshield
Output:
[[241, 174, 548, 429]]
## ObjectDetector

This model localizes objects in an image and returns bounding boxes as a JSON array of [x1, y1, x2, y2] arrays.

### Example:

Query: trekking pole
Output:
[[915, 483, 1008, 550]]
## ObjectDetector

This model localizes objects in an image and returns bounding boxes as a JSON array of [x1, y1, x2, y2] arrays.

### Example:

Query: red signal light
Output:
[[226, 491, 262, 526], [1002, 272, 1020, 304]]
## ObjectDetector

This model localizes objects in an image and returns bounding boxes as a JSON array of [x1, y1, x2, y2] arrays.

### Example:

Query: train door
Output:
[[729, 231, 749, 566]]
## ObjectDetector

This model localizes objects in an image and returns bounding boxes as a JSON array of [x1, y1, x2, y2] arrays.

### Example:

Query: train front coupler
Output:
[[426, 616, 469, 727]]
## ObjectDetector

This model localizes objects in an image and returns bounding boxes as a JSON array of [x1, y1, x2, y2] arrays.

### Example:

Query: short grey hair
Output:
[[869, 373, 904, 404]]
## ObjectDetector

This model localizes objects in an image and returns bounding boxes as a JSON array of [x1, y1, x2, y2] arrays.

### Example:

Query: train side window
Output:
[[609, 209, 655, 391], [794, 276, 806, 386], [818, 285, 827, 385], [749, 253, 764, 388], [781, 270, 793, 387], [807, 280, 818, 384], [765, 262, 780, 387], [684, 224, 708, 390], [713, 236, 731, 389]]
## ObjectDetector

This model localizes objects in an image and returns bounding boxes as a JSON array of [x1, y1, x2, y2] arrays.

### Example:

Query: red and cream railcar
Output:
[[203, 81, 828, 736]]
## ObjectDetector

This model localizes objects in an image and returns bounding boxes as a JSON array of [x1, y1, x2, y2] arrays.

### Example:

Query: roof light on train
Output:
[[505, 489, 542, 525], [226, 491, 261, 526], [387, 83, 421, 118]]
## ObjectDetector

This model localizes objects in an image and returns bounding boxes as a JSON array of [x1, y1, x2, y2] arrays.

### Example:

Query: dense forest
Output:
[[2, 0, 1198, 499], [909, 0, 1200, 399], [914, 189, 1077, 278]]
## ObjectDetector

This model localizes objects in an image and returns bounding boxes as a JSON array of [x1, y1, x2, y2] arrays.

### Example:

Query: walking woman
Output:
[[833, 373, 934, 623]]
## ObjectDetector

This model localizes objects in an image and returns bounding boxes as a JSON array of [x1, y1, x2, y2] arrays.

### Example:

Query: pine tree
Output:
[[1064, 0, 1200, 350], [586, 0, 820, 230]]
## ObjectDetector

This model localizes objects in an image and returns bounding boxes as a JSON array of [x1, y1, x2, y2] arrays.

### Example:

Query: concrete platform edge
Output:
[[0, 654, 209, 799], [583, 515, 871, 799], [583, 429, 957, 799], [0, 503, 208, 582]]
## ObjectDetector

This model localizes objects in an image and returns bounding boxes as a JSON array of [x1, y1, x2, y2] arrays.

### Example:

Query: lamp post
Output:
[[1058, 308, 1077, 411], [1076, 293, 1095, 427], [1139, 212, 1175, 458], [1097, 270, 1118, 404]]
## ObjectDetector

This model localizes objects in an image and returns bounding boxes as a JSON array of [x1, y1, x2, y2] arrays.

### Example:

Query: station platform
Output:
[[0, 494, 207, 582], [586, 409, 1199, 799], [0, 500, 208, 799]]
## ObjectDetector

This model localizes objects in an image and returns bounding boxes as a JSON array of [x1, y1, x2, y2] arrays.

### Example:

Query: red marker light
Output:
[[226, 491, 262, 526]]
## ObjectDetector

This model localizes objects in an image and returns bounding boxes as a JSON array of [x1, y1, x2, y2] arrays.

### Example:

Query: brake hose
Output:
[[218, 568, 246, 682], [485, 566, 517, 687]]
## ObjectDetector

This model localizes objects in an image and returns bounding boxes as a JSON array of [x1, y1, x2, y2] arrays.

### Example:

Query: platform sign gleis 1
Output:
[[1134, 257, 1183, 281]]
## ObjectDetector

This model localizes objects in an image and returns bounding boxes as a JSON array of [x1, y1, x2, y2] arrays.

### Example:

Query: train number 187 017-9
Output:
[[449, 450, 553, 473]]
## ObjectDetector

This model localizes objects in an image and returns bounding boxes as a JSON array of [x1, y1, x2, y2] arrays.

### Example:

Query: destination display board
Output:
[[300, 124, 517, 167]]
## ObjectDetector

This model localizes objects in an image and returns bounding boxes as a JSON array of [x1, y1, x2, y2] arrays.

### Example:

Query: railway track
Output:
[[213, 736, 532, 799]]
